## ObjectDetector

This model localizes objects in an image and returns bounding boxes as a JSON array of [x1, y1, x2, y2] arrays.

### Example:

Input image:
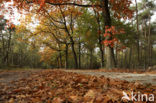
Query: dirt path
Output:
[[0, 69, 42, 86], [64, 70, 156, 85]]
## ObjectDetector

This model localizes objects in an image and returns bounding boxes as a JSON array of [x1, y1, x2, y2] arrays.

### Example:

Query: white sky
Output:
[[132, 0, 156, 22], [0, 1, 24, 25]]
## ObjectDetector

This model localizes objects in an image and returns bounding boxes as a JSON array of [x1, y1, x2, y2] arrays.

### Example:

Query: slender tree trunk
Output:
[[128, 47, 132, 68], [4, 30, 12, 65], [1, 34, 6, 64], [58, 44, 63, 68], [151, 45, 153, 66], [115, 46, 118, 67], [19, 50, 22, 67], [148, 17, 151, 66], [120, 51, 123, 68], [57, 57, 60, 68], [135, 0, 140, 67], [90, 49, 93, 69], [59, 51, 62, 68], [131, 47, 134, 69], [65, 43, 69, 69], [11, 48, 14, 65], [65, 26, 78, 69], [140, 42, 143, 65], [100, 45, 104, 68], [71, 42, 78, 68], [122, 51, 125, 68], [78, 35, 81, 69], [101, 0, 116, 69], [144, 21, 147, 69], [124, 50, 128, 68], [141, 24, 145, 66], [0, 32, 4, 64]]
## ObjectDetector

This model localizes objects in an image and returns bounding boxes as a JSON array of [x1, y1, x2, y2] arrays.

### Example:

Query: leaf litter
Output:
[[0, 70, 155, 103]]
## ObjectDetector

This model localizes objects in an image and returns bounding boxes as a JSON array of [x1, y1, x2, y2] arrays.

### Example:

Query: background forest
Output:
[[0, 0, 156, 70]]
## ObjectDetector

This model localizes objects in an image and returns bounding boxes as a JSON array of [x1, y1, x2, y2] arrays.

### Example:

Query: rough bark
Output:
[[100, 0, 116, 69]]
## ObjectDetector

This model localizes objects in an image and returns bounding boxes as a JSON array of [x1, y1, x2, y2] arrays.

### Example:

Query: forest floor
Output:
[[0, 69, 156, 86], [64, 69, 156, 85], [0, 69, 156, 102]]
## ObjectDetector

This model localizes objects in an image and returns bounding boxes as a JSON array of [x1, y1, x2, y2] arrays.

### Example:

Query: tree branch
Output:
[[46, 2, 101, 8]]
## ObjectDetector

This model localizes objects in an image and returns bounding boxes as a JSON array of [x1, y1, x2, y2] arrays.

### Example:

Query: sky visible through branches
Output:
[[1, 0, 156, 26]]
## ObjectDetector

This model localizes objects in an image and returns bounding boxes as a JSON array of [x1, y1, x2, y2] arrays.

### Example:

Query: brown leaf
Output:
[[31, 97, 41, 102], [84, 89, 97, 98], [69, 95, 79, 102], [52, 97, 64, 103], [8, 98, 14, 103]]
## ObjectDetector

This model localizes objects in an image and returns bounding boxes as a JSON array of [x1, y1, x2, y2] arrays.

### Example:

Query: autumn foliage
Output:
[[102, 26, 125, 48], [0, 0, 133, 47]]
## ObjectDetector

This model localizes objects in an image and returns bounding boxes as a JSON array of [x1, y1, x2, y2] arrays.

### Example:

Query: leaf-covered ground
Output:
[[65, 69, 156, 85], [0, 69, 156, 103]]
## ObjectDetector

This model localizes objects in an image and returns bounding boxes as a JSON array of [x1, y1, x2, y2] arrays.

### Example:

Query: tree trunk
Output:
[[58, 44, 63, 68], [78, 35, 81, 69], [135, 0, 140, 66], [144, 21, 147, 69], [71, 42, 78, 68], [94, 9, 104, 68], [59, 7, 78, 69], [100, 45, 104, 68], [122, 50, 124, 68], [90, 49, 93, 69], [65, 43, 69, 69], [115, 46, 118, 67], [1, 34, 6, 64], [124, 50, 128, 68], [57, 57, 60, 68], [101, 0, 116, 69], [65, 29, 78, 69], [4, 30, 12, 65], [105, 47, 116, 69], [128, 47, 132, 68], [59, 51, 62, 68], [148, 16, 151, 66]]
